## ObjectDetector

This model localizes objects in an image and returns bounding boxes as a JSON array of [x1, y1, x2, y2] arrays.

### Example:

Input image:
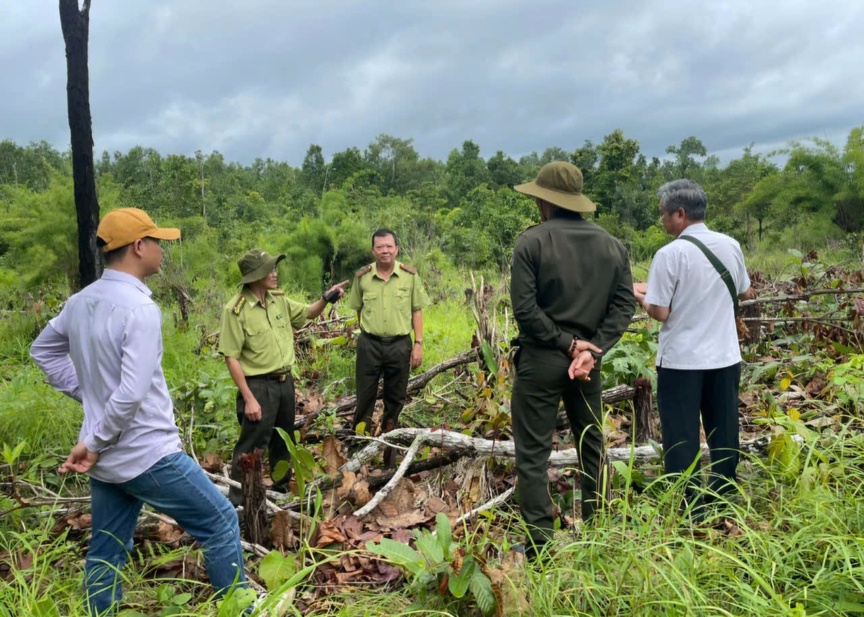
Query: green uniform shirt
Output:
[[510, 212, 635, 356], [218, 287, 308, 376], [347, 261, 429, 337]]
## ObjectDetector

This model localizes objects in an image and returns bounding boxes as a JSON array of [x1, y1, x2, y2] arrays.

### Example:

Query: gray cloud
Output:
[[2, 0, 862, 167]]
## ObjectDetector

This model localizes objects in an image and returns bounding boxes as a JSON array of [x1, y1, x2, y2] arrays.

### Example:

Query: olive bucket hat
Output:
[[514, 161, 596, 213], [238, 248, 285, 285]]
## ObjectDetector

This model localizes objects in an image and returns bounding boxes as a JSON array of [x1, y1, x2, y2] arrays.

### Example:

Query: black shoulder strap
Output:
[[678, 235, 739, 317]]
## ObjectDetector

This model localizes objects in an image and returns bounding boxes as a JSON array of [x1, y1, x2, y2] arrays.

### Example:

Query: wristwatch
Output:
[[414, 339, 423, 346]]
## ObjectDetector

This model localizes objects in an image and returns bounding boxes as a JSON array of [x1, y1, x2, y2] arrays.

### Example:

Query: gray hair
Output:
[[657, 179, 707, 221]]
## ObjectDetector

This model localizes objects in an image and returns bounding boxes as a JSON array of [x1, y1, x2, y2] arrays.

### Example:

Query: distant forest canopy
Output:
[[1, 126, 862, 301]]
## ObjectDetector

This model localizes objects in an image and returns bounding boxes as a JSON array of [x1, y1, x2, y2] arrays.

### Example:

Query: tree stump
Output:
[[239, 450, 268, 546], [633, 377, 658, 444]]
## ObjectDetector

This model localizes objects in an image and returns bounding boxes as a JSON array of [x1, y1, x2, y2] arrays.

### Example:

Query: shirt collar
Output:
[[241, 286, 275, 308], [101, 268, 153, 297], [372, 261, 401, 279], [680, 222, 709, 237]]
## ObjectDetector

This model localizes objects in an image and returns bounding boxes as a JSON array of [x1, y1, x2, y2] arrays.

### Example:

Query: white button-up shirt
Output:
[[30, 269, 181, 483], [644, 223, 751, 370]]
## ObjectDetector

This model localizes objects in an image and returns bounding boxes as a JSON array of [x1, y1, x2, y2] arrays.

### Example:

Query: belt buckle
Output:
[[278, 373, 287, 382]]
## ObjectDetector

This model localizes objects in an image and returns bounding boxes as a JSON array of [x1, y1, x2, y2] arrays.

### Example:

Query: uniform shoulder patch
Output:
[[355, 264, 373, 278], [399, 263, 417, 275], [270, 290, 285, 297], [231, 295, 246, 315]]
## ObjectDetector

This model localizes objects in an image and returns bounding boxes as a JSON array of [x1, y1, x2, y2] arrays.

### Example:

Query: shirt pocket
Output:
[[272, 311, 289, 329], [363, 292, 378, 309], [394, 287, 411, 307], [241, 322, 268, 355]]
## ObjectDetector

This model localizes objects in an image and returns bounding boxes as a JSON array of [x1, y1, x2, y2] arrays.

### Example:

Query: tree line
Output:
[[1, 127, 862, 304]]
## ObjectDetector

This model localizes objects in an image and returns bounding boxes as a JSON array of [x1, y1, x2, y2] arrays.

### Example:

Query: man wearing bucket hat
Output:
[[633, 180, 754, 517], [31, 208, 248, 615], [219, 248, 348, 505], [510, 162, 635, 558]]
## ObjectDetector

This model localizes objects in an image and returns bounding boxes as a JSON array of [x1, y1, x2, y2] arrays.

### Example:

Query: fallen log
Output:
[[341, 427, 792, 473]]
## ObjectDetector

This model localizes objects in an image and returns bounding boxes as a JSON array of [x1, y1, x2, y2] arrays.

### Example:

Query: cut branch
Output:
[[353, 435, 424, 518]]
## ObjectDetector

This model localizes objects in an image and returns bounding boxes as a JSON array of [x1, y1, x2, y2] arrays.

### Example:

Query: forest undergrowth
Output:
[[2, 249, 864, 616]]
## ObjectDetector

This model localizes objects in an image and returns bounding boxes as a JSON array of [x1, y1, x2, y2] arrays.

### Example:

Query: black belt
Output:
[[362, 332, 410, 344], [247, 371, 291, 382]]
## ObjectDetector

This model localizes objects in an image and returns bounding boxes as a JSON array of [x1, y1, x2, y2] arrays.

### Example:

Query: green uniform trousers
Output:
[[228, 373, 295, 506], [353, 333, 412, 432], [511, 345, 605, 547]]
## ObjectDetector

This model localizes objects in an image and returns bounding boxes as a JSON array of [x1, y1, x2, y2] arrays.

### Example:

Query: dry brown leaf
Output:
[[156, 521, 185, 545], [425, 496, 449, 515], [376, 479, 417, 518], [375, 509, 429, 530], [270, 510, 294, 552], [66, 513, 92, 530], [340, 515, 363, 540], [201, 452, 223, 472], [390, 529, 413, 544], [314, 520, 346, 548], [322, 435, 347, 478], [487, 562, 532, 616]]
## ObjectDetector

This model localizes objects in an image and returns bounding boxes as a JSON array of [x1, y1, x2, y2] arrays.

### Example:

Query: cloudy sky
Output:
[[3, 1, 862, 167]]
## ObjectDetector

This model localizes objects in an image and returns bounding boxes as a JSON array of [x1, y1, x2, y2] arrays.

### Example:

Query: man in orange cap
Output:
[[31, 208, 248, 615]]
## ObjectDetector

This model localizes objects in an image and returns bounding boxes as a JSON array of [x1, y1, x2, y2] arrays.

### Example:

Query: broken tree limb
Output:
[[740, 287, 864, 306], [295, 349, 479, 429], [353, 435, 424, 519], [344, 427, 795, 469]]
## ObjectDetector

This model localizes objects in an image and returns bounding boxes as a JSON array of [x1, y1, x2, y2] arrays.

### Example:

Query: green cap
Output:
[[238, 249, 285, 285], [514, 161, 596, 213]]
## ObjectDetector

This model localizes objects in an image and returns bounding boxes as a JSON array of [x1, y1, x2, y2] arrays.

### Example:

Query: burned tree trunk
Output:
[[238, 450, 268, 546], [59, 0, 100, 289], [633, 377, 658, 444]]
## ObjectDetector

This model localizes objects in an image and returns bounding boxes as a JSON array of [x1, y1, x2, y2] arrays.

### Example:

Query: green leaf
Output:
[[366, 539, 426, 576], [480, 341, 498, 375], [259, 550, 297, 590], [435, 512, 452, 556], [156, 584, 176, 603], [414, 531, 444, 564], [469, 565, 497, 616], [171, 593, 192, 605], [612, 460, 632, 483], [448, 559, 474, 598], [31, 598, 60, 617]]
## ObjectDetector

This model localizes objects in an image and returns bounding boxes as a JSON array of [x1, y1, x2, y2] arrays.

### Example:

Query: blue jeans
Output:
[[86, 451, 246, 615]]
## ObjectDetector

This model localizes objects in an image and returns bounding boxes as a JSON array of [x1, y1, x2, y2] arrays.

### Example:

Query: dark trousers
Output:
[[511, 345, 605, 547], [657, 363, 742, 507], [229, 374, 295, 506], [352, 333, 412, 432]]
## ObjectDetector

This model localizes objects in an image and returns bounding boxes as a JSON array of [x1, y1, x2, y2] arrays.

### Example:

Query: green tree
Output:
[[445, 140, 490, 206], [301, 144, 327, 196], [486, 150, 522, 188]]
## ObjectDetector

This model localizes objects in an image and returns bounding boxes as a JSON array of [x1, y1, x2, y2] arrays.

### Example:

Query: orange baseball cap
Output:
[[97, 208, 181, 252]]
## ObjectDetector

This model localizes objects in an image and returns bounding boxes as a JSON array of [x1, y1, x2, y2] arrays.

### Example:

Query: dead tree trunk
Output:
[[238, 450, 268, 546], [59, 0, 100, 289], [633, 377, 657, 444]]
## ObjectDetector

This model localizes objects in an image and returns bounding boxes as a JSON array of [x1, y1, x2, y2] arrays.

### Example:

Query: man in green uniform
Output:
[[219, 248, 348, 505], [510, 161, 635, 557], [348, 229, 429, 441]]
